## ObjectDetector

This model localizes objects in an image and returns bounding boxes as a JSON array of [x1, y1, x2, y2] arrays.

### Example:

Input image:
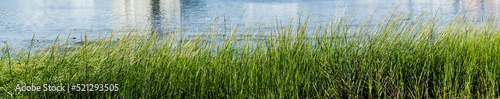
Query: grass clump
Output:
[[1, 11, 500, 98]]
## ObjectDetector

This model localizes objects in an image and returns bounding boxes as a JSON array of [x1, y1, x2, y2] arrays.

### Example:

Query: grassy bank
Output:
[[1, 11, 500, 98]]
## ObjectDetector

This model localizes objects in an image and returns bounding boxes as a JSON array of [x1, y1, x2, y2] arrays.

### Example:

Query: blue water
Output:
[[1, 0, 499, 48]]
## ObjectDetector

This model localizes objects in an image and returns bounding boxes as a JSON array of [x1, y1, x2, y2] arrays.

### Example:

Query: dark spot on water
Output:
[[72, 37, 77, 39]]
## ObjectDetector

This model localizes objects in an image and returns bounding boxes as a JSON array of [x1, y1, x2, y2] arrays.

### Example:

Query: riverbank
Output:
[[1, 11, 499, 98]]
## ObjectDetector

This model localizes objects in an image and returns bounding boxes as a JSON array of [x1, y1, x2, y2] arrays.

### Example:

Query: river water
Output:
[[1, 0, 499, 48]]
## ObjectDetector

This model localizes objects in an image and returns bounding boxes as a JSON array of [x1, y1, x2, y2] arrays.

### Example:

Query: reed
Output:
[[1, 10, 499, 98]]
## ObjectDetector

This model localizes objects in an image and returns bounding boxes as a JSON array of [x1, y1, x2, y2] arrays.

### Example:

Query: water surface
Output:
[[1, 0, 499, 48]]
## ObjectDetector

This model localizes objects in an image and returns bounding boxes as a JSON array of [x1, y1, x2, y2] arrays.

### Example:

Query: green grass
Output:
[[1, 11, 500, 98]]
